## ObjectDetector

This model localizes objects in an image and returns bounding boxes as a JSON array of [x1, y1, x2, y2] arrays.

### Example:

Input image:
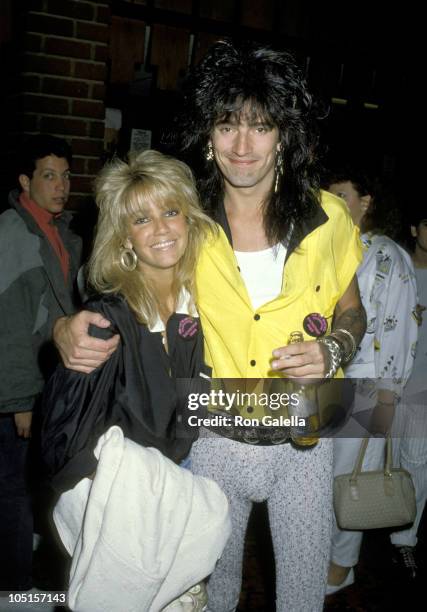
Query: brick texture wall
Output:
[[7, 0, 111, 209]]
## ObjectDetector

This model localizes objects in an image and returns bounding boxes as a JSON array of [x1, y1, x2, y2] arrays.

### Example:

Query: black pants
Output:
[[0, 413, 33, 590]]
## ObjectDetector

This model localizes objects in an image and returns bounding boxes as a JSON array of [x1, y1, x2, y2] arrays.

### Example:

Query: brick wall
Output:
[[7, 0, 111, 209]]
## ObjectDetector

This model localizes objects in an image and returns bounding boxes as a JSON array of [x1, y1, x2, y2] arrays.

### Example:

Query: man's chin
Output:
[[48, 203, 66, 214], [225, 175, 258, 189]]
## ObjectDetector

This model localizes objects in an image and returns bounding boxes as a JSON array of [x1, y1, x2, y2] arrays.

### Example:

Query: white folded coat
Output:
[[53, 426, 231, 612]]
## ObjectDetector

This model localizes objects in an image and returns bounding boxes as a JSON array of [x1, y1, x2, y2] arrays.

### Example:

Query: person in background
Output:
[[325, 168, 418, 593], [0, 134, 81, 592], [389, 212, 427, 580]]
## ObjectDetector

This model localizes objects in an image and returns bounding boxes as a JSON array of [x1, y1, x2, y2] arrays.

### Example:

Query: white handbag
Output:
[[334, 437, 416, 530]]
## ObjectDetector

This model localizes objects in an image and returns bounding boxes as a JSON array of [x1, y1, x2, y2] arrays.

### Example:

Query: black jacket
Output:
[[41, 294, 210, 492]]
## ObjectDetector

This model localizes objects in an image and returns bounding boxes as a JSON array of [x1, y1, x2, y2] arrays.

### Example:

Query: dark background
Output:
[[0, 0, 419, 244]]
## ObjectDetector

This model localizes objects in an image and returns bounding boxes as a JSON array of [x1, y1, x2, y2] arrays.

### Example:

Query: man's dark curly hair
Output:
[[20, 134, 72, 179], [174, 39, 323, 244]]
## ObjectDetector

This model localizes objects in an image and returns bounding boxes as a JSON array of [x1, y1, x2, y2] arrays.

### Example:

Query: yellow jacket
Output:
[[196, 191, 362, 379]]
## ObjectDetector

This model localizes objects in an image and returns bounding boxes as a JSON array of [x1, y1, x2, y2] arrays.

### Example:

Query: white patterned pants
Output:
[[190, 433, 333, 612], [390, 400, 427, 547]]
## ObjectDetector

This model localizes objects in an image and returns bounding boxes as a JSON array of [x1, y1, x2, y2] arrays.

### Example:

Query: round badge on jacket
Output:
[[178, 316, 199, 340], [303, 313, 328, 338]]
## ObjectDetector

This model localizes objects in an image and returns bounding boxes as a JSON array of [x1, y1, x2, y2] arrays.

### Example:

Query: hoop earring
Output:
[[274, 150, 284, 194], [119, 247, 138, 272], [206, 142, 214, 162]]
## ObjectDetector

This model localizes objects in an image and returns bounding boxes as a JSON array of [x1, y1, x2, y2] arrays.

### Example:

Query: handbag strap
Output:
[[350, 436, 393, 482], [384, 435, 393, 476]]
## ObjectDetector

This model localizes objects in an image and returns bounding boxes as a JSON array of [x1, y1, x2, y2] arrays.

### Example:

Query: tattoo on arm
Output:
[[332, 305, 367, 357]]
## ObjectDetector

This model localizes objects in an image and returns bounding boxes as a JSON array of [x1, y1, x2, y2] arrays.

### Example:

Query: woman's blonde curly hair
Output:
[[88, 149, 216, 326]]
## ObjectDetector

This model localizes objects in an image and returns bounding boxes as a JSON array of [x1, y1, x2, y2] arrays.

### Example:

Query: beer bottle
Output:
[[287, 331, 319, 447]]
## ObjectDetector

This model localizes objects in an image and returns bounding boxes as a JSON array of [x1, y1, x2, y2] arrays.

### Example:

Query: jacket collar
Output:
[[8, 189, 73, 232], [7, 189, 75, 315], [213, 195, 328, 260]]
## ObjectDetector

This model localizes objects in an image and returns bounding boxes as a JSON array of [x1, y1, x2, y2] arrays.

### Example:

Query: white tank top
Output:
[[234, 243, 286, 310]]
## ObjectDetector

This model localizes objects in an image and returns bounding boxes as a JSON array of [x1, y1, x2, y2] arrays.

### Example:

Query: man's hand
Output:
[[53, 311, 120, 374], [271, 276, 366, 379], [14, 411, 32, 438], [271, 340, 327, 378]]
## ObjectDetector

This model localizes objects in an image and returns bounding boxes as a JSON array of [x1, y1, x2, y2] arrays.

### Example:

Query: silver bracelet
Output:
[[317, 336, 343, 378], [330, 328, 357, 363]]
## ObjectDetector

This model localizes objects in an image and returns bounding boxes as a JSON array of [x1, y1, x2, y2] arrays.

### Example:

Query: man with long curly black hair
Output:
[[53, 41, 366, 611], [177, 40, 322, 250], [171, 40, 366, 612]]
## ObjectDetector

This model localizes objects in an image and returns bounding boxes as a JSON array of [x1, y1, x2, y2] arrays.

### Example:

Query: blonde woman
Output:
[[43, 149, 215, 484], [41, 151, 225, 611]]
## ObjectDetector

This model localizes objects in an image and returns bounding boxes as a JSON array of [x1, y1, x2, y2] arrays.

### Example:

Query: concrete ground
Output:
[[1, 504, 425, 612]]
